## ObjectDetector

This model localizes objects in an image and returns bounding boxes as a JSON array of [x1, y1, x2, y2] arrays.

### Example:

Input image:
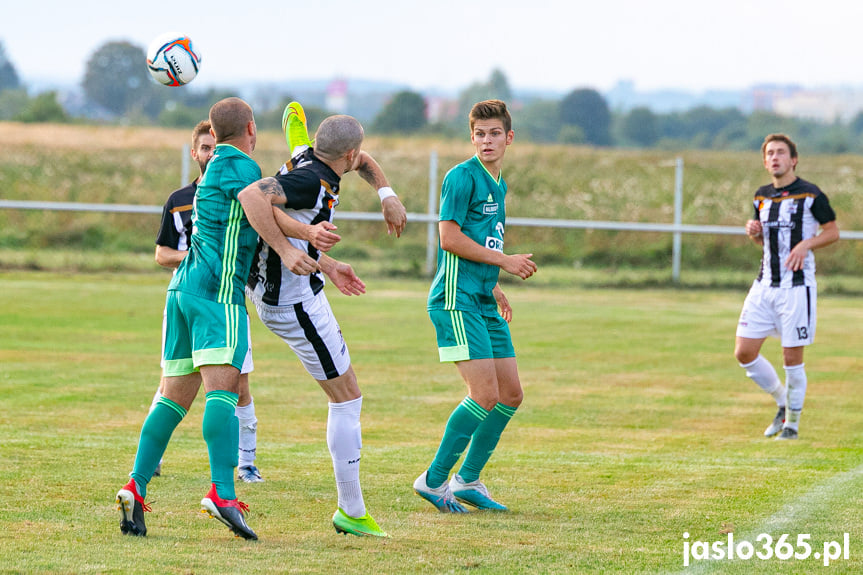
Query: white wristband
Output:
[[377, 186, 397, 201]]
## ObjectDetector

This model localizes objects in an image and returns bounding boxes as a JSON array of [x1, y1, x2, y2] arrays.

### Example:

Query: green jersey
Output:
[[428, 155, 507, 316], [170, 144, 262, 305]]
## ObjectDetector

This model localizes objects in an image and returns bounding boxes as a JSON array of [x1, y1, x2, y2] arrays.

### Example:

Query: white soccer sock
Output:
[[236, 399, 258, 468], [149, 390, 163, 413], [784, 364, 807, 431], [740, 355, 785, 406], [327, 396, 365, 518]]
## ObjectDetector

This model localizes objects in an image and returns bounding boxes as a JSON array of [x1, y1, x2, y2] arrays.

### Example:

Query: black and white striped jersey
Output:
[[752, 177, 836, 288], [155, 182, 196, 251], [246, 148, 340, 306]]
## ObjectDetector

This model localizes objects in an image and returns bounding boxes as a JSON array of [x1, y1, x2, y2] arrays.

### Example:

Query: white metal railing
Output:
[[3, 198, 861, 281], [4, 156, 862, 281]]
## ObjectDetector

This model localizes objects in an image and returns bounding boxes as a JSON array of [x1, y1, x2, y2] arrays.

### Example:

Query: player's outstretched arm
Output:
[[271, 207, 341, 252], [238, 179, 319, 275], [319, 254, 366, 296], [352, 151, 406, 237], [439, 221, 536, 280]]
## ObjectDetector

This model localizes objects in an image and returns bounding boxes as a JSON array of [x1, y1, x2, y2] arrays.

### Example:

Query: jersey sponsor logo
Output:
[[763, 221, 796, 230], [485, 222, 505, 251], [485, 237, 504, 252], [483, 203, 499, 214]]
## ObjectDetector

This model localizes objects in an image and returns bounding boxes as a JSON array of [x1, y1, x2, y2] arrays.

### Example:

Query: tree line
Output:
[[3, 39, 863, 155]]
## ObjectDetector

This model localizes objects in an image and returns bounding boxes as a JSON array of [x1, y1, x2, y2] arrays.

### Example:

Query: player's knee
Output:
[[734, 347, 757, 365], [501, 387, 523, 408], [473, 391, 499, 411]]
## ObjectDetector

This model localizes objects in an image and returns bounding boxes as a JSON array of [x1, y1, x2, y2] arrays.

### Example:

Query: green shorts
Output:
[[429, 309, 515, 362], [162, 290, 250, 376]]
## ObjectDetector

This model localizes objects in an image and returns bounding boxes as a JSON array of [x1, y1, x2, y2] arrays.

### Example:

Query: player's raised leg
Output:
[[282, 101, 312, 158]]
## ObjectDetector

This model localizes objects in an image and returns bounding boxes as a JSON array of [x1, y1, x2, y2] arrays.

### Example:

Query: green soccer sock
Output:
[[131, 396, 187, 498], [202, 390, 239, 500], [457, 403, 517, 484], [426, 397, 490, 488]]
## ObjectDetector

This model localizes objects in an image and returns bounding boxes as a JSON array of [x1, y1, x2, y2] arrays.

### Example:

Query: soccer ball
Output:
[[146, 33, 201, 86]]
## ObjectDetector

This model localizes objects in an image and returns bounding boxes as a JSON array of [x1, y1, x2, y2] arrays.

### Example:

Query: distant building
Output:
[[326, 78, 348, 114], [772, 87, 863, 122], [426, 95, 459, 124]]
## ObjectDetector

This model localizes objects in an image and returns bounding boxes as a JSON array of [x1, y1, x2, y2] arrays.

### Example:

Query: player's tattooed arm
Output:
[[253, 177, 288, 205], [353, 152, 389, 190], [352, 151, 406, 237]]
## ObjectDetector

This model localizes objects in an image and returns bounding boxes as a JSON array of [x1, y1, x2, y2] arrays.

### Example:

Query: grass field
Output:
[[1, 270, 861, 574]]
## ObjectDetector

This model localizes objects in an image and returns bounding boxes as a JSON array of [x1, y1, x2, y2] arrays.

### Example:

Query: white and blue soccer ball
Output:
[[146, 33, 201, 87]]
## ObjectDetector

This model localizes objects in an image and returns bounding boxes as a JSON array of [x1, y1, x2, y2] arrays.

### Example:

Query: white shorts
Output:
[[160, 305, 254, 373], [736, 281, 817, 347], [246, 288, 351, 381]]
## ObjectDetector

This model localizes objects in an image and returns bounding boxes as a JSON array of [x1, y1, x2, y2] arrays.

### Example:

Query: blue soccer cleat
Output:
[[449, 474, 508, 511]]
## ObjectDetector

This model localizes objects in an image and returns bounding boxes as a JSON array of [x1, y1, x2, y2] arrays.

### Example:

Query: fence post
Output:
[[180, 143, 191, 187], [672, 157, 684, 283], [426, 150, 439, 276]]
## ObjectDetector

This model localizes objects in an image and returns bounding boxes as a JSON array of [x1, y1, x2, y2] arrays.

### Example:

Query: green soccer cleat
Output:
[[281, 101, 312, 158], [449, 474, 508, 511], [332, 508, 389, 538]]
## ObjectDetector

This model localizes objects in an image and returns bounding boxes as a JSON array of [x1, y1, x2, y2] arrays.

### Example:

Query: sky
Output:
[[6, 0, 863, 95]]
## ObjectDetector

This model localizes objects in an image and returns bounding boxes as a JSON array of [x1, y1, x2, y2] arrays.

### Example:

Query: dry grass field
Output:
[[1, 121, 862, 281]]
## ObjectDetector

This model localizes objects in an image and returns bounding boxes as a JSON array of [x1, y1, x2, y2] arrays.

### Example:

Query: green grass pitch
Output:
[[1, 271, 861, 574]]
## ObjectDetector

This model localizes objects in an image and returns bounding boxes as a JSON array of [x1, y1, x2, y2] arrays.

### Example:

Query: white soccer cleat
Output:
[[413, 470, 468, 513], [764, 406, 785, 437]]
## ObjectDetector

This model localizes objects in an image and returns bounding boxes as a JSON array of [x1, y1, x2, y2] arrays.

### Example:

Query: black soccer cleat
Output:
[[201, 483, 258, 540], [116, 479, 150, 536]]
